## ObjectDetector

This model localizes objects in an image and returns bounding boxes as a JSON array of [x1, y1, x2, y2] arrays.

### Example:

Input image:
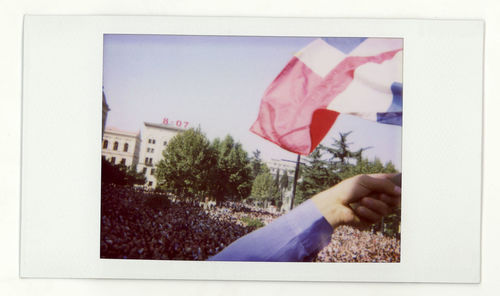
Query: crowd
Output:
[[316, 226, 400, 262], [101, 185, 268, 260], [100, 185, 400, 262]]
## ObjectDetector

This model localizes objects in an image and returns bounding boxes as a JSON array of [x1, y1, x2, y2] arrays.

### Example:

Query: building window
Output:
[[103, 140, 108, 149], [152, 139, 156, 144], [151, 148, 154, 153], [120, 158, 126, 165], [113, 141, 119, 151], [123, 143, 129, 152], [143, 167, 147, 174], [148, 181, 153, 186], [151, 168, 155, 175], [111, 157, 116, 164], [163, 141, 167, 146]]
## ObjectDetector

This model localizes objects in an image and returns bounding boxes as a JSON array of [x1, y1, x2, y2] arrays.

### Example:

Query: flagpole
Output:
[[290, 154, 301, 210]]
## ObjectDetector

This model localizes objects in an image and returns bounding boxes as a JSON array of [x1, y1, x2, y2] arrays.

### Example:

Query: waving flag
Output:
[[250, 37, 403, 155]]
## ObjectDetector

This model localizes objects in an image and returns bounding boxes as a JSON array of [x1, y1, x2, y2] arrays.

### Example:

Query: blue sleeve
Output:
[[208, 199, 333, 262]]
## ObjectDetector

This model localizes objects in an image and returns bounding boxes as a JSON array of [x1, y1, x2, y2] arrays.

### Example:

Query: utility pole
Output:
[[290, 154, 301, 210]]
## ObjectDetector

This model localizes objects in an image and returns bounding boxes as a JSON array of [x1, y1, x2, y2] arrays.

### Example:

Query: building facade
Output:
[[265, 159, 296, 180], [102, 128, 141, 168], [264, 159, 299, 213], [136, 122, 183, 188]]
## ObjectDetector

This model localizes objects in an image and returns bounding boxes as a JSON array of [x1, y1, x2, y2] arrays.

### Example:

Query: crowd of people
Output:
[[101, 185, 258, 260], [100, 184, 400, 262], [316, 226, 400, 262]]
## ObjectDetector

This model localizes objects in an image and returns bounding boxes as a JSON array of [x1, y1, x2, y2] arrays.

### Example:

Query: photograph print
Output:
[[100, 34, 403, 262]]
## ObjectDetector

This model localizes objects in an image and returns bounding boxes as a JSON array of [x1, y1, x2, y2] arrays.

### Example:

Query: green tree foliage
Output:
[[101, 158, 146, 186], [280, 170, 289, 191], [211, 135, 253, 202], [251, 166, 280, 204], [324, 131, 353, 165], [295, 131, 399, 206], [323, 131, 372, 171], [296, 146, 341, 205], [274, 169, 280, 188], [155, 129, 253, 203], [240, 216, 265, 229], [155, 127, 217, 200], [382, 208, 401, 238], [250, 149, 264, 179], [338, 158, 398, 180]]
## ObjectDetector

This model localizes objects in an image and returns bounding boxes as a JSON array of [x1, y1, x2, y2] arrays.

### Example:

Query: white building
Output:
[[264, 159, 299, 213], [136, 122, 184, 188], [265, 159, 296, 180], [102, 128, 141, 167]]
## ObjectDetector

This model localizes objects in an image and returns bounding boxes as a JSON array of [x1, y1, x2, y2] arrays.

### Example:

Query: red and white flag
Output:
[[250, 37, 403, 155]]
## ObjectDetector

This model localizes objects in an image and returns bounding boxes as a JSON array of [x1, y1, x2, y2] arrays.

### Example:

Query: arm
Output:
[[209, 173, 401, 262], [209, 199, 333, 262]]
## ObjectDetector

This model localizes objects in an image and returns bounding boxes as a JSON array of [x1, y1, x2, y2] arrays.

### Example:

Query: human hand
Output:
[[311, 174, 401, 228]]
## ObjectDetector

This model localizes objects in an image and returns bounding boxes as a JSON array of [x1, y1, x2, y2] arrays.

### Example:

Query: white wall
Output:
[[137, 124, 181, 187], [102, 131, 139, 167]]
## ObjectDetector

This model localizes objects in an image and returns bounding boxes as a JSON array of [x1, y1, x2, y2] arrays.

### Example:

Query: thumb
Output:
[[359, 174, 401, 197]]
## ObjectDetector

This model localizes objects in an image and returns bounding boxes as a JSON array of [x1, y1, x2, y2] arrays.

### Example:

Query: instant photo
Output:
[[100, 34, 403, 262]]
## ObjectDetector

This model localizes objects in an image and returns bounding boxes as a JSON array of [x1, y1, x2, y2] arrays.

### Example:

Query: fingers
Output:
[[378, 193, 401, 208], [360, 197, 391, 216], [358, 174, 401, 197], [311, 173, 401, 228], [389, 173, 402, 187], [354, 206, 382, 223], [350, 194, 400, 226]]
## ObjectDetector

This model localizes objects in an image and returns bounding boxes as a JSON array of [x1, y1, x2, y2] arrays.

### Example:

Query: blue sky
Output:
[[103, 34, 401, 170]]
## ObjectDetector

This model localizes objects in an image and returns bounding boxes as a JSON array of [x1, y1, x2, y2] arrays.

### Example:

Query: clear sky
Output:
[[103, 34, 401, 170]]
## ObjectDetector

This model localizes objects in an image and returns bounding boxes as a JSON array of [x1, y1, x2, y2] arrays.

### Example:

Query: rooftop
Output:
[[104, 127, 140, 137]]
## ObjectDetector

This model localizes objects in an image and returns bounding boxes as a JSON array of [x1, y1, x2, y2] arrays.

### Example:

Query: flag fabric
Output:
[[250, 37, 403, 155]]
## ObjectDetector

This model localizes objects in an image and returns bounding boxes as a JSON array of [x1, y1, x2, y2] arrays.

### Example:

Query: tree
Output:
[[296, 146, 340, 205], [274, 168, 280, 188], [251, 166, 280, 206], [280, 170, 289, 191], [250, 149, 264, 179], [277, 170, 290, 209], [211, 135, 253, 202], [155, 127, 217, 201], [338, 157, 398, 180], [101, 158, 146, 186], [324, 131, 354, 165], [323, 131, 372, 172]]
